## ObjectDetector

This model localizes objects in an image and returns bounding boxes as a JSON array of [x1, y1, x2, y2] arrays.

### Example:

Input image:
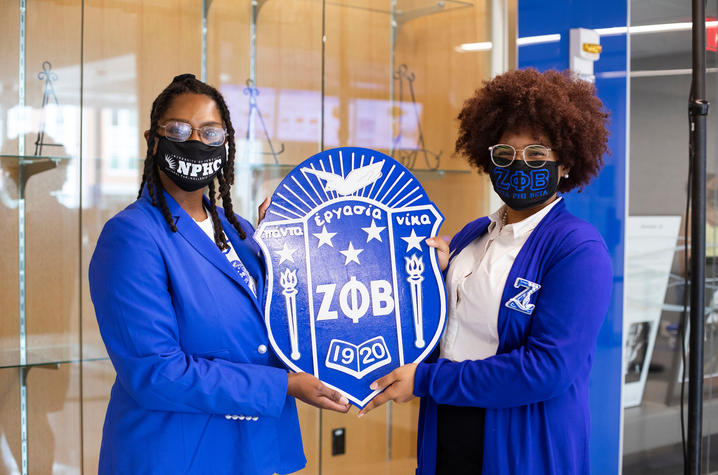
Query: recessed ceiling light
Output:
[[456, 20, 718, 52], [456, 34, 561, 52]]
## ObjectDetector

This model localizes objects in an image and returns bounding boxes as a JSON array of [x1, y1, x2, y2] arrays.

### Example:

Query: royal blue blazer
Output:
[[89, 189, 305, 474]]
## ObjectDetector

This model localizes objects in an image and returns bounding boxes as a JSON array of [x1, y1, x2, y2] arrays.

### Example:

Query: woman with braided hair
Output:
[[89, 74, 349, 474]]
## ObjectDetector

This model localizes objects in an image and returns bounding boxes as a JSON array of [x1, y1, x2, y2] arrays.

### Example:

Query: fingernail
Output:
[[358, 412, 365, 418], [370, 383, 377, 390], [340, 396, 349, 405]]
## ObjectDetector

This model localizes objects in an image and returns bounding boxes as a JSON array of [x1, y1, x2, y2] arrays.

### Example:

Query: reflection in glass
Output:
[[1, 1, 495, 473], [625, 0, 718, 472]]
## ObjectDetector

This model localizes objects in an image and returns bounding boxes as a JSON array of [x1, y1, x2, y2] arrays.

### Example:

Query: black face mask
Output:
[[155, 136, 226, 191], [488, 160, 559, 211]]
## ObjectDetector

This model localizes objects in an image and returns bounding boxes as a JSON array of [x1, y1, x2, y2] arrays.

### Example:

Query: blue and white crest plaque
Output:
[[254, 147, 446, 407]]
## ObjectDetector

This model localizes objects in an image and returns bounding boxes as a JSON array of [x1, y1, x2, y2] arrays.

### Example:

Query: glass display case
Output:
[[0, 1, 506, 472], [622, 1, 718, 472]]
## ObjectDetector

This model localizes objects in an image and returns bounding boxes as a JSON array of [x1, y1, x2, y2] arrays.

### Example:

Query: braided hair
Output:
[[138, 73, 246, 249]]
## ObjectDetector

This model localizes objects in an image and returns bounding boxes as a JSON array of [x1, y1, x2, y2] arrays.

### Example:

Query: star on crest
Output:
[[361, 219, 386, 243], [313, 225, 337, 248], [277, 243, 298, 264], [339, 242, 364, 265], [401, 228, 426, 252]]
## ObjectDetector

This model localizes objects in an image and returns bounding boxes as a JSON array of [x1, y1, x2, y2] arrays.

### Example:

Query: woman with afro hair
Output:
[[89, 74, 350, 474], [359, 68, 613, 475]]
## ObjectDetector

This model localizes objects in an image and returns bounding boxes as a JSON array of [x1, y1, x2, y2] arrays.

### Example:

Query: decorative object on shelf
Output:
[[391, 64, 442, 170], [243, 79, 285, 164], [1, 153, 61, 192], [2, 61, 67, 192], [34, 61, 63, 156], [255, 147, 446, 407]]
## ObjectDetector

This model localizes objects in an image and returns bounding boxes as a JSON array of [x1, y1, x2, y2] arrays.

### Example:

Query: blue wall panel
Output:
[[518, 2, 627, 474]]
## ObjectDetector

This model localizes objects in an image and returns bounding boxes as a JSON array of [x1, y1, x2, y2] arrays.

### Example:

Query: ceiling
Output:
[[630, 0, 717, 65]]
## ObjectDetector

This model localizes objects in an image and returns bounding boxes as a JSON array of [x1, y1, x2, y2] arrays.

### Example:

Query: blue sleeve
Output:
[[89, 213, 289, 417], [413, 239, 612, 408]]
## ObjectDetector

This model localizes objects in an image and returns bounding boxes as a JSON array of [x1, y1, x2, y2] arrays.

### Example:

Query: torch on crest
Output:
[[405, 254, 426, 348], [280, 268, 298, 290], [280, 268, 300, 360], [405, 254, 425, 277]]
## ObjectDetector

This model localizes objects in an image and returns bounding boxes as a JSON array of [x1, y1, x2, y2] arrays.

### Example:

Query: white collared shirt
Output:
[[195, 215, 258, 297], [439, 198, 562, 362]]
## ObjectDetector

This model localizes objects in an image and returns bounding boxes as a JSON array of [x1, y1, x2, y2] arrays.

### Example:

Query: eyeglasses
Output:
[[488, 144, 553, 169], [158, 120, 227, 146]]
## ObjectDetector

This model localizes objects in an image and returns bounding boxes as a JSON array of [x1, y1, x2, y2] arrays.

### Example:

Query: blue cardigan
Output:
[[413, 199, 612, 475], [89, 189, 305, 474]]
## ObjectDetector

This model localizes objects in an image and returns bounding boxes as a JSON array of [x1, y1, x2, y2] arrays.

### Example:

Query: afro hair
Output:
[[455, 68, 609, 192]]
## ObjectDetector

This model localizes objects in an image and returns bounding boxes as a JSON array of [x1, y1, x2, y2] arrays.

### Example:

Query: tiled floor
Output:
[[623, 434, 718, 474]]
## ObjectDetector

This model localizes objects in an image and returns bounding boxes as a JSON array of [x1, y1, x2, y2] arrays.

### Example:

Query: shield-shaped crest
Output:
[[254, 147, 446, 407]]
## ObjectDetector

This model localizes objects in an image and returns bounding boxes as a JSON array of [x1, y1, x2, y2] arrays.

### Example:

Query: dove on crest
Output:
[[302, 160, 385, 196]]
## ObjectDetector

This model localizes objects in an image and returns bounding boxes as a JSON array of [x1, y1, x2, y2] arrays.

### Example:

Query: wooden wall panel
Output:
[[81, 359, 115, 474], [206, 0, 250, 87], [321, 406, 390, 474], [324, 1, 392, 150], [209, 0, 324, 167], [0, 369, 21, 473], [255, 0, 324, 163], [393, 0, 493, 235], [135, 0, 202, 145], [27, 363, 81, 473], [295, 402, 321, 474], [390, 398, 420, 461], [0, 1, 20, 156], [23, 0, 82, 363], [394, 3, 491, 173], [24, 163, 81, 362], [0, 3, 21, 346], [0, 196, 19, 365], [0, 364, 83, 473]]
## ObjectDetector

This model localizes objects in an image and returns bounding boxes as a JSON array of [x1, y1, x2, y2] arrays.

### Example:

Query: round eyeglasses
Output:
[[158, 120, 227, 146], [488, 144, 553, 169]]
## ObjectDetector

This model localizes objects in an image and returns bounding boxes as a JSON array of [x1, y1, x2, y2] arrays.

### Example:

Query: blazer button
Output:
[[257, 344, 268, 354]]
